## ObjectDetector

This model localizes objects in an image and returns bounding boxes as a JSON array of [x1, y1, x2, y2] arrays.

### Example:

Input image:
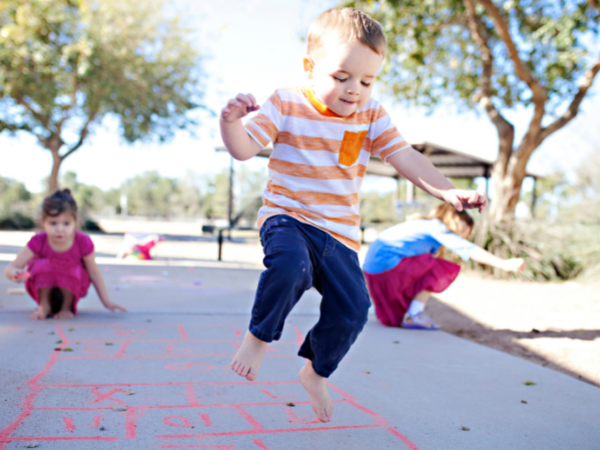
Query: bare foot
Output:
[[30, 305, 50, 320], [54, 310, 74, 320], [299, 360, 333, 423], [230, 331, 268, 381]]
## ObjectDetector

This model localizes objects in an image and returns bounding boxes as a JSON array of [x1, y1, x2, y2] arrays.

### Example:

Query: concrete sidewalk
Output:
[[1, 262, 599, 449]]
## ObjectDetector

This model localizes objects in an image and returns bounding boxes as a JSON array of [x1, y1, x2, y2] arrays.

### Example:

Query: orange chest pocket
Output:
[[338, 130, 368, 166]]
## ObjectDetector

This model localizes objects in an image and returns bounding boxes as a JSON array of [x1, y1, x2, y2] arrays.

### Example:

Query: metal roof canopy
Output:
[[215, 141, 544, 224], [216, 140, 543, 180]]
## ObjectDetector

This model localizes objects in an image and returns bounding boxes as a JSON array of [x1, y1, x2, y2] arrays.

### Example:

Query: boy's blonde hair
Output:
[[308, 7, 387, 60]]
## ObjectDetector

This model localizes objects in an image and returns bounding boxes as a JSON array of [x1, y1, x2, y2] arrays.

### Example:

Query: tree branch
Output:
[[56, 78, 80, 136], [538, 56, 600, 143], [0, 120, 33, 134], [13, 93, 57, 134], [475, 0, 547, 158], [464, 0, 514, 176], [475, 0, 546, 100], [588, 0, 599, 12], [59, 112, 96, 161]]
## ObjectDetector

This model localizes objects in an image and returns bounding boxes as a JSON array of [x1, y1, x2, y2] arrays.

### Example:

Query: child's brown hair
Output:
[[410, 203, 474, 259], [308, 7, 387, 60], [41, 189, 78, 220]]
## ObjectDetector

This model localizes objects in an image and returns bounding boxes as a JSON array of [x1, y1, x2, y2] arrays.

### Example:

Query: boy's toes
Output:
[[246, 369, 257, 382]]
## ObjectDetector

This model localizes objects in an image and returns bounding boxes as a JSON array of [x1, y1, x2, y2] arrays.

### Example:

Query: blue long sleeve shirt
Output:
[[363, 219, 477, 274]]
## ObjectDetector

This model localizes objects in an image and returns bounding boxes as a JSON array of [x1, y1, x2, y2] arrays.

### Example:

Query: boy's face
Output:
[[305, 40, 384, 117]]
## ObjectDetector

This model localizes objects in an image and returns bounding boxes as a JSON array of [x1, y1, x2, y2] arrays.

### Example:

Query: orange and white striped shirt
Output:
[[245, 87, 410, 251]]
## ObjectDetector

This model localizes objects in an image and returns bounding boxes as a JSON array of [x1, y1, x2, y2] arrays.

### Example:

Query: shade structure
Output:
[[215, 141, 544, 224], [215, 141, 542, 180]]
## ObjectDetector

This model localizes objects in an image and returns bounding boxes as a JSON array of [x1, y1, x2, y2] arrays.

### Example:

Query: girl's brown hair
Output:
[[41, 189, 78, 220], [409, 203, 474, 258]]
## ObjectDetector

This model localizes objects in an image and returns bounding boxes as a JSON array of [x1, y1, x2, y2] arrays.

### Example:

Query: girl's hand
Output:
[[502, 258, 526, 273], [220, 93, 260, 123], [443, 189, 488, 213], [4, 266, 27, 283], [103, 301, 127, 313]]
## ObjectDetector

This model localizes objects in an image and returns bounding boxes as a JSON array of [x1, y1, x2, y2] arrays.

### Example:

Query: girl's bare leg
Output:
[[31, 288, 52, 320], [414, 290, 432, 304], [54, 288, 75, 320]]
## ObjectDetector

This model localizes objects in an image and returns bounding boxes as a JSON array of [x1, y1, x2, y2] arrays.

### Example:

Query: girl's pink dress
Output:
[[25, 231, 94, 314], [364, 254, 460, 327]]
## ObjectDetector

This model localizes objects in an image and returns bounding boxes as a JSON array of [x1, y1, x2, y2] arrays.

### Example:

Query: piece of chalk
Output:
[[7, 288, 25, 295]]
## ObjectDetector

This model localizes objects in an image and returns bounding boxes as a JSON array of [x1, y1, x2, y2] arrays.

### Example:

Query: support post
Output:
[[406, 179, 414, 203], [530, 177, 537, 218], [484, 165, 491, 199], [228, 156, 234, 228]]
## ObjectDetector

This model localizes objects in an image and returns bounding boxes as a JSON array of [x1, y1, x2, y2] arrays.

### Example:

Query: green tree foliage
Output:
[[360, 191, 397, 224], [342, 0, 600, 220], [61, 171, 106, 216], [0, 175, 34, 229], [232, 165, 268, 225], [0, 175, 30, 210], [0, 0, 203, 192], [122, 171, 179, 218], [201, 169, 231, 220]]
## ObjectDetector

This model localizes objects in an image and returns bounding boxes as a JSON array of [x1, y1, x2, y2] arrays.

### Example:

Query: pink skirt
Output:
[[364, 254, 460, 327], [25, 258, 91, 314]]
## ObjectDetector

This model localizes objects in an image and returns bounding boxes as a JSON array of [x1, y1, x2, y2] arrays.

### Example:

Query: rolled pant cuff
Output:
[[248, 325, 275, 343], [298, 349, 332, 378]]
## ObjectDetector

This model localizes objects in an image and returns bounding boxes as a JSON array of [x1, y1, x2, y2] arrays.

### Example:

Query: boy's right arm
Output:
[[4, 247, 34, 282], [220, 93, 264, 161]]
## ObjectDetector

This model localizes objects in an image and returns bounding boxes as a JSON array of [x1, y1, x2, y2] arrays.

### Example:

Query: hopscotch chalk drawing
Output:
[[0, 323, 419, 449]]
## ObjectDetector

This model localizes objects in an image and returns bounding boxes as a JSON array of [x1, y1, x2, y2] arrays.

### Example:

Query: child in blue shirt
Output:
[[363, 204, 525, 329]]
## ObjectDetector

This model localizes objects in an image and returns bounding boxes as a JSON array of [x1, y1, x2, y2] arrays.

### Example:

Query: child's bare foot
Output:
[[299, 360, 333, 423], [230, 331, 268, 381], [30, 305, 51, 320], [54, 310, 74, 320]]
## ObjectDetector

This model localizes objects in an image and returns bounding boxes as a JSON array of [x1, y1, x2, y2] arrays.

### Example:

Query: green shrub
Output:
[[471, 218, 600, 281], [0, 212, 35, 230]]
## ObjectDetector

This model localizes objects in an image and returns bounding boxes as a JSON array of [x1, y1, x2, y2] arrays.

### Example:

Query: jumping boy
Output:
[[219, 7, 487, 423]]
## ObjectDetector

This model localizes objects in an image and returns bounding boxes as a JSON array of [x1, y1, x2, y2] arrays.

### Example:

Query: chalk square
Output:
[[190, 382, 345, 406], [32, 384, 194, 409], [243, 402, 379, 432], [9, 409, 126, 439], [56, 324, 182, 341], [123, 340, 238, 357], [143, 406, 264, 437]]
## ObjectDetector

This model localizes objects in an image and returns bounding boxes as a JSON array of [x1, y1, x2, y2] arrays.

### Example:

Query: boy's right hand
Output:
[[220, 93, 260, 123]]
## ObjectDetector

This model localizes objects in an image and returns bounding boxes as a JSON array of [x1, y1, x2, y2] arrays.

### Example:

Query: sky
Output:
[[0, 0, 598, 197]]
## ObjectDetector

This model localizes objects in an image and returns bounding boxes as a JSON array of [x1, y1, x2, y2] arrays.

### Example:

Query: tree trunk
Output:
[[46, 138, 63, 193], [489, 140, 536, 222]]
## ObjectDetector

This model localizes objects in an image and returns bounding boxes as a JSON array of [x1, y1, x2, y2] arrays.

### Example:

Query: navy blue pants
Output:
[[249, 215, 371, 378]]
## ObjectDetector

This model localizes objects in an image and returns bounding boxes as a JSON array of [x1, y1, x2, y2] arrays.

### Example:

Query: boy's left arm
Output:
[[83, 253, 127, 312], [388, 149, 487, 212]]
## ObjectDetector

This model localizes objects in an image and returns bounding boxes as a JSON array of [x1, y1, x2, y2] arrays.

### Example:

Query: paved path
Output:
[[1, 262, 599, 449]]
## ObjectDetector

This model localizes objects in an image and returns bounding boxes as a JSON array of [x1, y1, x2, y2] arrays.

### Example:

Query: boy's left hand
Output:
[[443, 189, 488, 213]]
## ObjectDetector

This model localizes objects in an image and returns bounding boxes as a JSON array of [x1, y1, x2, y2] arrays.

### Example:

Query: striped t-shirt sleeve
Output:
[[244, 91, 283, 148], [370, 106, 411, 164]]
